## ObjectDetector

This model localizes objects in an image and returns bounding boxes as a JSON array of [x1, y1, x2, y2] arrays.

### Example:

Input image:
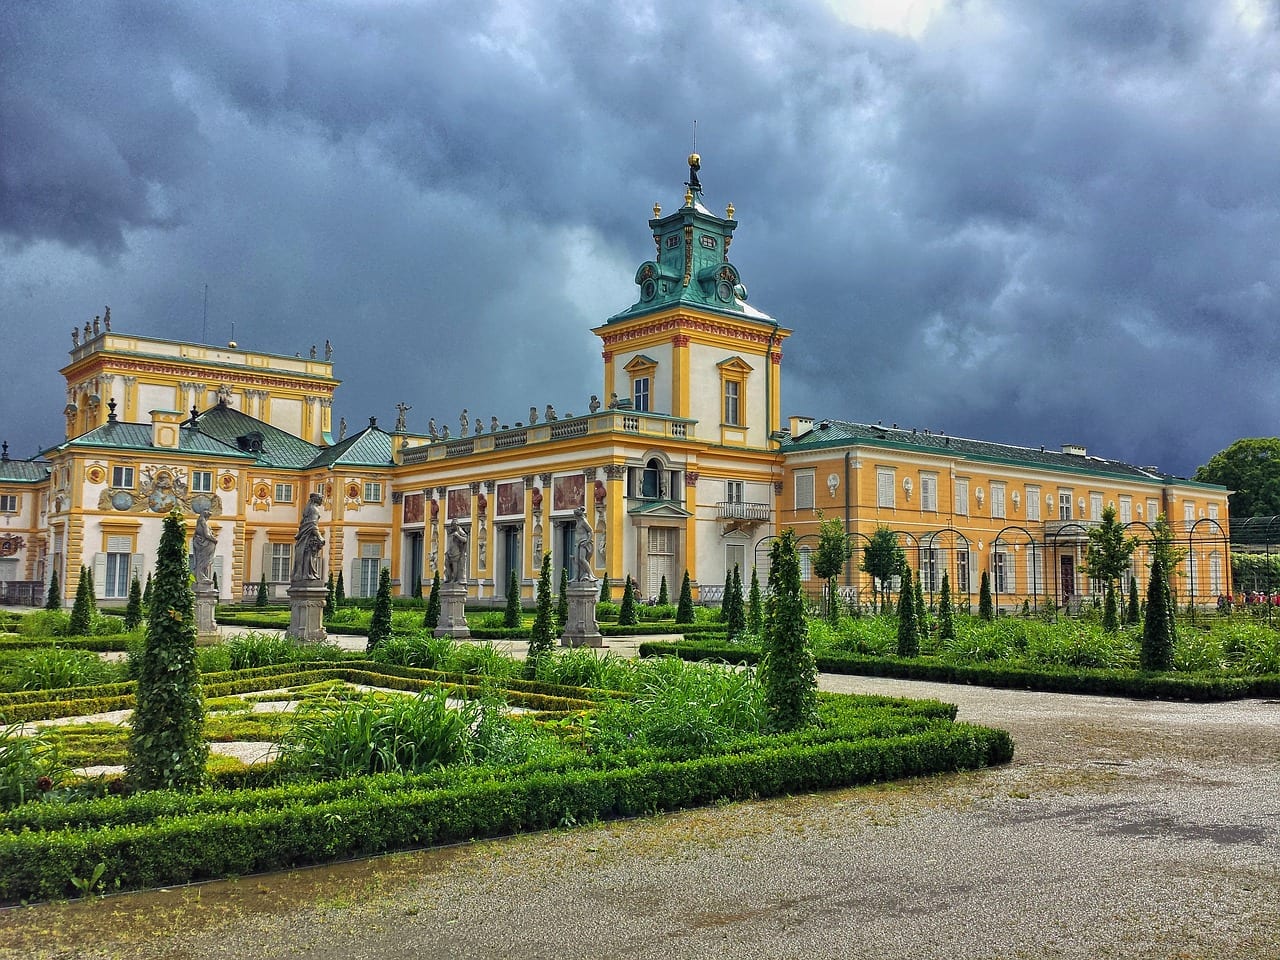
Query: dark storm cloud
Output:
[[1, 0, 1277, 479]]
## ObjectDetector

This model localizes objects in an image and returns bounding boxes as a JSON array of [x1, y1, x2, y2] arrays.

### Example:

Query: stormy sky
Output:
[[2, 0, 1278, 478]]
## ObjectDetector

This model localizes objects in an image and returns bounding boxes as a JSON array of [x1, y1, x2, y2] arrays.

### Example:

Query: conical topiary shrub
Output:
[[69, 566, 93, 636], [896, 566, 919, 657], [44, 570, 61, 611], [675, 571, 695, 624], [619, 575, 638, 627], [525, 553, 554, 679], [424, 571, 441, 629], [124, 574, 144, 631], [504, 568, 522, 628], [367, 566, 393, 652]]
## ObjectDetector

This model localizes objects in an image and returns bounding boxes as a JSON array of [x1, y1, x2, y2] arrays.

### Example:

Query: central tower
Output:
[[593, 155, 790, 449]]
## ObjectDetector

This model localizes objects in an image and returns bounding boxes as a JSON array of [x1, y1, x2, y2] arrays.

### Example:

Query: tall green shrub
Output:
[[978, 570, 994, 621], [124, 574, 144, 631], [938, 570, 954, 640], [424, 571, 441, 629], [814, 516, 853, 624], [142, 572, 152, 609], [324, 572, 336, 618], [367, 566, 393, 652], [599, 574, 611, 603], [556, 567, 570, 628], [657, 575, 669, 606], [726, 565, 746, 643], [914, 576, 927, 632], [1142, 557, 1174, 671], [675, 570, 694, 624], [525, 553, 555, 678], [44, 570, 60, 611], [619, 575, 639, 627], [1102, 581, 1119, 633], [720, 570, 733, 621], [504, 569, 522, 628], [255, 572, 269, 608], [760, 530, 816, 732], [336, 570, 346, 606], [1127, 577, 1141, 625], [747, 566, 764, 636], [127, 509, 207, 791], [68, 567, 93, 636], [896, 566, 919, 657]]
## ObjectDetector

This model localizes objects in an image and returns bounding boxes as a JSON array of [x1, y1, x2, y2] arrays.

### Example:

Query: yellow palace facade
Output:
[[0, 160, 1230, 609]]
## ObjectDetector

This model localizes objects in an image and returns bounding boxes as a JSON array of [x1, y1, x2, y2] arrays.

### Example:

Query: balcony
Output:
[[717, 501, 770, 522], [1041, 519, 1100, 541]]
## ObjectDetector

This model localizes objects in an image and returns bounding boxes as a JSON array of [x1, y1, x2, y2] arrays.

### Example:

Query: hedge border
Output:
[[638, 640, 1280, 701]]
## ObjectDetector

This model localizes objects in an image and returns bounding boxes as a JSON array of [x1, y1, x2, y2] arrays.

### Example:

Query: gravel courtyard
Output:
[[1, 676, 1276, 960]]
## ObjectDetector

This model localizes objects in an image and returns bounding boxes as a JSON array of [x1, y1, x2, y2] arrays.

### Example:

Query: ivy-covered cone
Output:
[[127, 508, 207, 790]]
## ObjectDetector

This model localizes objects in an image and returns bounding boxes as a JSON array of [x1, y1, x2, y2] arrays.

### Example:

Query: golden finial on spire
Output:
[[726, 202, 735, 219], [653, 202, 662, 218], [684, 189, 694, 207]]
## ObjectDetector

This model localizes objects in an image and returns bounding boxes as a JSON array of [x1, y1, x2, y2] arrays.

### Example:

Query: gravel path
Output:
[[1, 678, 1277, 960]]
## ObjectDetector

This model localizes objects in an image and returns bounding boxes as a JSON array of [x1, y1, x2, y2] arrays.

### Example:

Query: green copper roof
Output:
[[186, 404, 320, 469], [607, 157, 779, 328], [0, 458, 50, 483], [782, 419, 1225, 489], [52, 420, 255, 460], [307, 423, 394, 469]]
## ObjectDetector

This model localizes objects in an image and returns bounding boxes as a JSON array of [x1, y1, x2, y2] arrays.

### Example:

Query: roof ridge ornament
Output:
[[685, 152, 701, 205]]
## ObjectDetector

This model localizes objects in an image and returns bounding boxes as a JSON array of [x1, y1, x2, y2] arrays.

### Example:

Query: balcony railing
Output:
[[717, 501, 770, 521]]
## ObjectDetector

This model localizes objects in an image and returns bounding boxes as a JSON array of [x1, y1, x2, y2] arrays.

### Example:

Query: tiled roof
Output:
[[306, 426, 394, 469], [0, 458, 50, 482], [187, 404, 320, 469], [781, 419, 1222, 488]]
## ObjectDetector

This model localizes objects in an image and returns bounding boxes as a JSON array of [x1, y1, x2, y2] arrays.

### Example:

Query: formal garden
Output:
[[0, 519, 1011, 904]]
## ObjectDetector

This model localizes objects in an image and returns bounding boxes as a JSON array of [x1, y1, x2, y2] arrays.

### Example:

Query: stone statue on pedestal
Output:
[[291, 493, 326, 583], [572, 506, 596, 582], [192, 509, 216, 586], [444, 520, 469, 583]]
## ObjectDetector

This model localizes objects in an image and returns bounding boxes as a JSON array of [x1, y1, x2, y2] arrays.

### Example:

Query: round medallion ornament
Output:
[[86, 466, 106, 484], [219, 473, 236, 491], [347, 482, 361, 500], [255, 483, 271, 501], [111, 491, 135, 511]]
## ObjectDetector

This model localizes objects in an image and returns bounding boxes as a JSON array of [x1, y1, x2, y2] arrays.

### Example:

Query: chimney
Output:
[[789, 415, 814, 438], [1061, 443, 1087, 457], [150, 409, 184, 449]]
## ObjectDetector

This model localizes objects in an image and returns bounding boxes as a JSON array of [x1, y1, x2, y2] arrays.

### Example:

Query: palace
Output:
[[0, 159, 1231, 611]]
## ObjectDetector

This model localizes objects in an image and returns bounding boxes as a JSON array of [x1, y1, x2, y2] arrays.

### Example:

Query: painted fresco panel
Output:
[[447, 488, 470, 520], [403, 493, 424, 525], [552, 474, 585, 512], [496, 481, 524, 517]]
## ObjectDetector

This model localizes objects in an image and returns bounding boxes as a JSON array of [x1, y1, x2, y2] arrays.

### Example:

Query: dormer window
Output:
[[624, 355, 658, 414]]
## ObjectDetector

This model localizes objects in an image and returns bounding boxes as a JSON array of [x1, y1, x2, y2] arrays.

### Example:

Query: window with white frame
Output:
[[359, 543, 382, 597], [270, 543, 292, 582], [954, 478, 969, 516], [1147, 498, 1160, 522], [191, 470, 213, 494], [723, 380, 741, 426], [1090, 492, 1103, 521], [877, 468, 895, 509], [104, 536, 132, 599], [1059, 491, 1073, 520], [274, 482, 294, 504], [1184, 501, 1195, 531], [798, 545, 812, 581], [726, 543, 746, 581], [993, 551, 1014, 594], [990, 482, 1006, 519], [920, 473, 938, 512], [0, 495, 16, 513], [795, 471, 815, 511], [1119, 495, 1132, 524], [1025, 545, 1045, 594], [1026, 485, 1041, 521], [1209, 553, 1224, 594], [956, 550, 971, 594], [919, 548, 940, 592], [112, 465, 134, 488], [363, 481, 383, 503], [725, 480, 745, 504], [1208, 503, 1219, 521], [632, 376, 650, 413]]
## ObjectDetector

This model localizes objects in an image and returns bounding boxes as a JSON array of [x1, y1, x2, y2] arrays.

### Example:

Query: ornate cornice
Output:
[[598, 316, 777, 349], [80, 358, 337, 395]]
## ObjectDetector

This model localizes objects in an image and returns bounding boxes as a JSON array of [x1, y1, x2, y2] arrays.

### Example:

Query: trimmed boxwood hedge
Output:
[[0, 708, 1010, 902], [638, 640, 1280, 702]]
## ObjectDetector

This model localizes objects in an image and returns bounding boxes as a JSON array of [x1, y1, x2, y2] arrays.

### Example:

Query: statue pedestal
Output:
[[434, 582, 471, 640], [194, 582, 219, 646], [561, 581, 604, 648], [286, 581, 329, 643]]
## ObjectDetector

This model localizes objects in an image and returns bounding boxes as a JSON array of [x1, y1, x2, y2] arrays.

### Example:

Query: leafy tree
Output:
[[1194, 437, 1280, 518], [124, 574, 144, 630], [978, 570, 994, 621], [1085, 505, 1139, 613], [1102, 580, 1119, 633], [69, 566, 93, 636], [747, 566, 764, 636], [862, 525, 905, 613], [599, 574, 611, 603], [424, 571, 441, 629], [335, 569, 346, 606], [814, 516, 853, 624], [1127, 577, 1141, 625], [324, 572, 336, 618], [255, 572, 269, 608], [619, 575, 638, 627], [44, 570, 60, 611], [504, 568, 522, 628], [657, 574, 669, 606], [525, 552, 555, 678], [1141, 557, 1174, 671], [938, 570, 954, 640], [127, 508, 207, 791], [675, 570, 694, 624], [759, 530, 816, 732], [726, 564, 746, 643], [896, 566, 919, 657], [367, 566, 393, 652], [556, 566, 570, 628]]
